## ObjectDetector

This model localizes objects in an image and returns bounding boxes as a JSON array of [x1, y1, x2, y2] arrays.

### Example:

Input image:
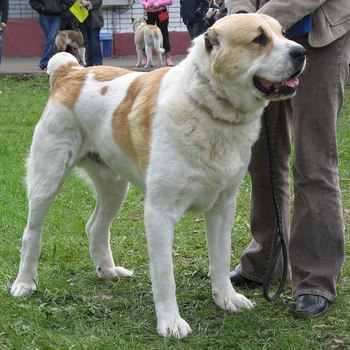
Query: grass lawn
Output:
[[0, 75, 349, 350]]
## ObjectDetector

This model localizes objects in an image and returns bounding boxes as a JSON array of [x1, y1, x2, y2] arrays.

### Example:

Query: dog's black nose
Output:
[[290, 46, 306, 63]]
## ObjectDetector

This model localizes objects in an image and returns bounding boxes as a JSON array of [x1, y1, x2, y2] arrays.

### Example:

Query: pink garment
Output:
[[141, 0, 173, 12]]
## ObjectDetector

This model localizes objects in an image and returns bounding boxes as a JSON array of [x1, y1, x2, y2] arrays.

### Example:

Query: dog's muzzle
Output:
[[254, 45, 306, 101]]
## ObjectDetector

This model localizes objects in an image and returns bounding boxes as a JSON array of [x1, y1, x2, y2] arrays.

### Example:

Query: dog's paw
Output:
[[97, 265, 133, 280], [157, 314, 192, 339], [11, 281, 37, 297], [213, 288, 254, 312]]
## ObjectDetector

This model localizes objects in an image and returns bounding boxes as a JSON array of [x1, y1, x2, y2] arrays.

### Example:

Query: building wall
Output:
[[4, 0, 191, 57]]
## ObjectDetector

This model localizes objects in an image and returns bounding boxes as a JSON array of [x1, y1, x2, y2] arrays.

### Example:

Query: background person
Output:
[[60, 0, 79, 31], [79, 0, 103, 66], [141, 0, 174, 66], [0, 0, 8, 66], [29, 0, 71, 70], [229, 0, 350, 317], [205, 0, 227, 28], [180, 0, 209, 39]]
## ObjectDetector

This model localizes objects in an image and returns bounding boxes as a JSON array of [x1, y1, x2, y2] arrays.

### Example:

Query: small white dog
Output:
[[11, 14, 305, 339], [55, 29, 86, 66], [132, 18, 165, 68]]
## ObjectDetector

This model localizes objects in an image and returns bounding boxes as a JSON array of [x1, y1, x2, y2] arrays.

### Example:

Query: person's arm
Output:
[[29, 0, 44, 13], [143, 0, 173, 9], [197, 0, 209, 17], [258, 0, 328, 30], [81, 0, 102, 10], [1, 0, 8, 25], [228, 0, 258, 14]]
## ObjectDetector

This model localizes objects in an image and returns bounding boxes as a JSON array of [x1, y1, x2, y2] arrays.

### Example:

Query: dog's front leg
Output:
[[144, 199, 192, 339], [204, 195, 254, 312]]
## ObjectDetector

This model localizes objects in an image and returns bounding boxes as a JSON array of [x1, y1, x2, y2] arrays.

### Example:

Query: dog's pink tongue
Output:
[[284, 76, 299, 88]]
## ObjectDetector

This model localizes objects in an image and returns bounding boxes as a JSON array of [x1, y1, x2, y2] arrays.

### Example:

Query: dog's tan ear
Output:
[[204, 28, 220, 52]]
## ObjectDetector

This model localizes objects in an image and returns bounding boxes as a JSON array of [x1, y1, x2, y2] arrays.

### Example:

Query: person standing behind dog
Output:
[[60, 0, 79, 31], [141, 0, 174, 66], [205, 0, 227, 28], [229, 0, 350, 317], [180, 0, 209, 39], [0, 0, 8, 67], [29, 0, 71, 70], [79, 0, 103, 66]]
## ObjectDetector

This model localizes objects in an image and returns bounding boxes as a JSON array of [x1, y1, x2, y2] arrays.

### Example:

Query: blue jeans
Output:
[[0, 8, 3, 65], [186, 20, 206, 39], [0, 30, 3, 65], [39, 14, 61, 67], [80, 26, 102, 66]]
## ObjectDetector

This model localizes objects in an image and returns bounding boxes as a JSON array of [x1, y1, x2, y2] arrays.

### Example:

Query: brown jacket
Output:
[[229, 0, 350, 47]]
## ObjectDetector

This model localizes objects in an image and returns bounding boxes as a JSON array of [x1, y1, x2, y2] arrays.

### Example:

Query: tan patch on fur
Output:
[[209, 15, 278, 78], [51, 65, 131, 109], [112, 67, 172, 171], [88, 66, 131, 82], [100, 86, 109, 96]]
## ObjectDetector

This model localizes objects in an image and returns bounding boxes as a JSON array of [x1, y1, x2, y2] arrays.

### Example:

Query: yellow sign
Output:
[[69, 1, 89, 23]]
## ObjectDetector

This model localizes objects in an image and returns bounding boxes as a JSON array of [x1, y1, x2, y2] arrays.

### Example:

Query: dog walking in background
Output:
[[55, 29, 86, 66], [132, 18, 165, 68]]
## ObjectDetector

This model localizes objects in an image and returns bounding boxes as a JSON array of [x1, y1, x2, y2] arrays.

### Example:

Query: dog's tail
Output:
[[153, 38, 165, 54], [47, 52, 81, 90], [153, 35, 165, 55]]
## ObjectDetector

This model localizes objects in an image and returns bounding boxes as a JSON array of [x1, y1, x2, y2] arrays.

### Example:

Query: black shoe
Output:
[[295, 294, 330, 318], [230, 269, 261, 287], [39, 64, 46, 70]]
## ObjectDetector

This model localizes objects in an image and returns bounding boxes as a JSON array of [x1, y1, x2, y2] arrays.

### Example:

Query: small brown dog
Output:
[[55, 29, 86, 66]]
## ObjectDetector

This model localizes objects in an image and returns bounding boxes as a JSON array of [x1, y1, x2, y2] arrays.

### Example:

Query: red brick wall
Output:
[[4, 19, 192, 57]]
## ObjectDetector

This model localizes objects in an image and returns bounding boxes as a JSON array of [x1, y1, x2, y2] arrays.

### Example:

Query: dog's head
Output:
[[199, 14, 306, 103], [132, 18, 147, 32]]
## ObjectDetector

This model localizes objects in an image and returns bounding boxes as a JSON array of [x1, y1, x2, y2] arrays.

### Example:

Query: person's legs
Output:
[[289, 33, 350, 302], [156, 17, 170, 51], [90, 27, 102, 66], [0, 30, 3, 65], [186, 23, 195, 40], [81, 25, 92, 66], [192, 20, 206, 39], [235, 101, 292, 283], [155, 16, 172, 65], [39, 15, 61, 67]]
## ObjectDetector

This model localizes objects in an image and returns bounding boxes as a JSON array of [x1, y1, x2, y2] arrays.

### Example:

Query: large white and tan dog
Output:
[[11, 14, 305, 338], [55, 29, 86, 66], [133, 18, 165, 68]]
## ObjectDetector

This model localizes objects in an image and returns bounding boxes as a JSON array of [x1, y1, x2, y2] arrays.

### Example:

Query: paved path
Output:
[[0, 55, 186, 75]]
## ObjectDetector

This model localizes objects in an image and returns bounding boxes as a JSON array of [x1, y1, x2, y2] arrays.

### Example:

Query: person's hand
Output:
[[80, 0, 90, 8], [0, 22, 7, 31]]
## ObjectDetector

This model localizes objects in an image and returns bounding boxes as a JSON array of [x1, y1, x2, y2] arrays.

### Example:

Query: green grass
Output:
[[0, 75, 349, 350]]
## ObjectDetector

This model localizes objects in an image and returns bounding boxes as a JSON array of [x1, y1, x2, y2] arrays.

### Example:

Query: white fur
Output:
[[11, 14, 305, 339]]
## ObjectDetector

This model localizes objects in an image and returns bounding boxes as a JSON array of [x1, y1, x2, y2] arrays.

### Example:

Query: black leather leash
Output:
[[262, 108, 288, 301]]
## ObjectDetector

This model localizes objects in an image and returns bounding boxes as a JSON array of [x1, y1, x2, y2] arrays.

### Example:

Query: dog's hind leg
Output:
[[11, 113, 81, 297], [144, 44, 153, 68], [78, 47, 86, 66], [135, 47, 144, 67], [80, 160, 133, 280]]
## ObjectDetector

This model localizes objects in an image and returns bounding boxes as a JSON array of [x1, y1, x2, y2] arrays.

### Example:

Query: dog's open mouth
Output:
[[253, 75, 300, 99]]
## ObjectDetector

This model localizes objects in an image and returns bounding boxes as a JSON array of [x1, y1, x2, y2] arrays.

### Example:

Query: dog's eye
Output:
[[252, 33, 267, 45]]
